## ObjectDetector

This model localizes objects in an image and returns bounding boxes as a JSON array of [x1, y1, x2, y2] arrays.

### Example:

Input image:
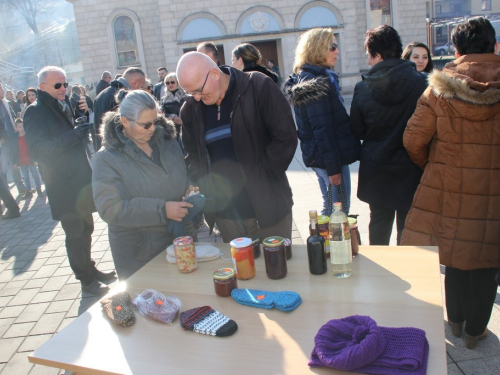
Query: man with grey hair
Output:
[[96, 71, 112, 96], [24, 66, 116, 296], [197, 42, 220, 66], [93, 67, 146, 150]]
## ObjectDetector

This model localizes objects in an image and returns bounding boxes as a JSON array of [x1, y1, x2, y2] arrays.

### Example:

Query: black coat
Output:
[[349, 59, 428, 211], [153, 82, 164, 101], [95, 79, 110, 96], [24, 90, 95, 221], [93, 80, 124, 146], [284, 64, 360, 176], [244, 65, 279, 84]]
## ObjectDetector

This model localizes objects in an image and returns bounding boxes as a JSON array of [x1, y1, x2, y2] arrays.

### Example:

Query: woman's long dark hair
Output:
[[25, 87, 37, 105], [402, 42, 434, 73]]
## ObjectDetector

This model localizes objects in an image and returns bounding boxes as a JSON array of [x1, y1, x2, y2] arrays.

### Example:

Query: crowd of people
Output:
[[0, 17, 499, 350]]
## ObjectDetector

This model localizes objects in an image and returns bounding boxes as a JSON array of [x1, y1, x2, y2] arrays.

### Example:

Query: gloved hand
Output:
[[74, 123, 92, 140]]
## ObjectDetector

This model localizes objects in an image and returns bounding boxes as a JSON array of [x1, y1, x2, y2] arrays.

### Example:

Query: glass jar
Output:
[[213, 268, 238, 297], [251, 236, 261, 259], [318, 215, 330, 258], [230, 237, 255, 280], [284, 238, 292, 260], [263, 236, 287, 280], [173, 236, 197, 273], [348, 217, 359, 257]]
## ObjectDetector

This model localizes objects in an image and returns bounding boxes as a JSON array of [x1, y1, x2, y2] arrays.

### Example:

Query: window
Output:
[[482, 0, 492, 11], [436, 5, 442, 15], [369, 0, 392, 28], [113, 16, 140, 67], [299, 6, 339, 29]]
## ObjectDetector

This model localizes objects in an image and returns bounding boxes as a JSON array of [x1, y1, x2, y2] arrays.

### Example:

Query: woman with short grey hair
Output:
[[160, 72, 186, 139], [92, 90, 200, 280]]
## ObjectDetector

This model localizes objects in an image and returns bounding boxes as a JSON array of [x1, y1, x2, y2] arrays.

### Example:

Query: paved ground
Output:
[[0, 143, 498, 372]]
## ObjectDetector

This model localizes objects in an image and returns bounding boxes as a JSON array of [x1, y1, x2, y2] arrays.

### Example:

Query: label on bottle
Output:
[[330, 240, 352, 265], [318, 229, 329, 253]]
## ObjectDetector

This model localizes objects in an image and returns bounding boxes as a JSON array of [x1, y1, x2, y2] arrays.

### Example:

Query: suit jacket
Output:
[[24, 90, 95, 221], [153, 82, 164, 101]]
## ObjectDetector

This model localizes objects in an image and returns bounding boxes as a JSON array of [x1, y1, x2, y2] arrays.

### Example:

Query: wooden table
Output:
[[29, 244, 447, 374]]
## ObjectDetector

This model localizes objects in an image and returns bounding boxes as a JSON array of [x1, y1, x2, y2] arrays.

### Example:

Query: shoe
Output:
[[18, 188, 26, 195], [94, 269, 117, 284], [465, 330, 488, 349], [81, 279, 109, 296], [448, 321, 463, 338], [1, 209, 21, 219], [20, 191, 33, 200], [36, 188, 44, 196]]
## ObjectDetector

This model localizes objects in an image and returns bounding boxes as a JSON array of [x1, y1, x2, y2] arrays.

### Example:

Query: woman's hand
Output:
[[173, 116, 182, 125], [329, 173, 342, 186], [166, 201, 193, 222]]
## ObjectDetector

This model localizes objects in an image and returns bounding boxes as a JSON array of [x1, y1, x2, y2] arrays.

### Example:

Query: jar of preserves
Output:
[[230, 237, 255, 280], [348, 217, 359, 257], [284, 238, 292, 260], [251, 236, 261, 259], [173, 236, 197, 273], [213, 268, 238, 297], [263, 236, 287, 280]]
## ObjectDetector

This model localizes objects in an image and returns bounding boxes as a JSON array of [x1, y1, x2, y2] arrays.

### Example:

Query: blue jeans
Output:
[[312, 165, 351, 215], [19, 165, 42, 190]]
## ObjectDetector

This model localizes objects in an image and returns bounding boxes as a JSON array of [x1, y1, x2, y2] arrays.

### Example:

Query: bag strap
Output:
[[336, 183, 349, 216], [326, 183, 333, 217]]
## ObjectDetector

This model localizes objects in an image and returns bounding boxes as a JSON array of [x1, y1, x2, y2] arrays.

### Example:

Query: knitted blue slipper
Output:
[[274, 291, 302, 312], [231, 289, 274, 309]]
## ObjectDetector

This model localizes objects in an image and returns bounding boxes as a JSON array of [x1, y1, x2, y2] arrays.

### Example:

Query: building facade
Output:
[[67, 0, 426, 91]]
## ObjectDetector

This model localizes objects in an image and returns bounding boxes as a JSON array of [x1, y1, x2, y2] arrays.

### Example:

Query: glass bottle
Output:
[[307, 210, 327, 275], [348, 217, 359, 257], [328, 202, 352, 278]]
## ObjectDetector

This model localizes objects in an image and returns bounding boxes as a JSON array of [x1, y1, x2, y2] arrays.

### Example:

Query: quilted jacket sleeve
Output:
[[349, 81, 368, 140], [403, 87, 437, 169]]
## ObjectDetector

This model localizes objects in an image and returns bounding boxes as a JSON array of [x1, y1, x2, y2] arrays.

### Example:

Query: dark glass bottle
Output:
[[307, 210, 327, 275]]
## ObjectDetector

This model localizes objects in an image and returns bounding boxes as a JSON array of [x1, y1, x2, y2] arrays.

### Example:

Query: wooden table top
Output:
[[29, 244, 446, 375]]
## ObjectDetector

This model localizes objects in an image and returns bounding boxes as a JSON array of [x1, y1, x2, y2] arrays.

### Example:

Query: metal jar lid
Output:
[[230, 237, 252, 248], [318, 215, 329, 224], [173, 236, 193, 246], [263, 236, 285, 247], [213, 268, 235, 281]]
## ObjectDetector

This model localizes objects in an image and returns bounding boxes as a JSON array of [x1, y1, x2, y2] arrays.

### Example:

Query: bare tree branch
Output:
[[1, 0, 49, 34]]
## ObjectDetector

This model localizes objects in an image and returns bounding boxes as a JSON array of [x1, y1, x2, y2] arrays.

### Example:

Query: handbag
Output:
[[327, 184, 362, 245]]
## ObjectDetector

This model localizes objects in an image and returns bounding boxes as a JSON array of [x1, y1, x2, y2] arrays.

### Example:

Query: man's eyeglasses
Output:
[[130, 117, 160, 130], [329, 43, 338, 52], [166, 81, 176, 85], [186, 70, 211, 96], [41, 82, 69, 89]]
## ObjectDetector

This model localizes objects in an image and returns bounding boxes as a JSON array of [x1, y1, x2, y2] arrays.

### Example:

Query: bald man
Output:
[[177, 52, 297, 242]]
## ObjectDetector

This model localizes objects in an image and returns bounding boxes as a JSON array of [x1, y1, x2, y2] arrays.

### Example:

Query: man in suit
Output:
[[0, 84, 26, 195], [153, 67, 168, 101], [24, 66, 116, 296], [95, 71, 112, 96]]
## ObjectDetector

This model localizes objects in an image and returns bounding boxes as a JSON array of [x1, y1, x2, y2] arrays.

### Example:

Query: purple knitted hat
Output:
[[309, 315, 429, 375]]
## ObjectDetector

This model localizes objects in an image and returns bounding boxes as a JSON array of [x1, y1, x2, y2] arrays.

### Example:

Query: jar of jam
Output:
[[348, 217, 359, 257], [213, 268, 238, 297], [251, 236, 261, 259], [230, 237, 255, 280], [263, 236, 287, 280], [318, 215, 330, 258], [173, 236, 197, 273], [284, 238, 292, 260]]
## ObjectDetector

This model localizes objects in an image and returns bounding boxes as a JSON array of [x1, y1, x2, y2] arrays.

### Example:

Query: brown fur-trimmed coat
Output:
[[401, 54, 500, 270]]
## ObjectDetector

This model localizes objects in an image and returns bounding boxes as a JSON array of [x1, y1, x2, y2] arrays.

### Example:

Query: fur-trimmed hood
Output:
[[283, 64, 333, 106], [100, 112, 177, 151], [429, 54, 500, 105]]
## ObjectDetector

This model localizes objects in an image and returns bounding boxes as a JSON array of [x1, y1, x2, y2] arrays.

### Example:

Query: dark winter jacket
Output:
[[284, 64, 360, 177], [350, 59, 427, 211], [180, 66, 297, 231], [24, 90, 95, 221], [92, 114, 188, 279], [401, 54, 500, 270], [243, 65, 279, 84], [93, 79, 125, 150], [95, 79, 110, 96]]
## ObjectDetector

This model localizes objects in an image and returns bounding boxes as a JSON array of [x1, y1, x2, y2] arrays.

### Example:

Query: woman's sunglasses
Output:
[[329, 43, 338, 52], [166, 81, 176, 85]]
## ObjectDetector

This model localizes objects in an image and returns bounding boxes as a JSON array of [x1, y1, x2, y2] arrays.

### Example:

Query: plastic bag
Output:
[[132, 289, 182, 324]]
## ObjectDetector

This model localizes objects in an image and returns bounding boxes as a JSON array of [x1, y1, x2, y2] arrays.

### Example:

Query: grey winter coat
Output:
[[92, 114, 188, 280]]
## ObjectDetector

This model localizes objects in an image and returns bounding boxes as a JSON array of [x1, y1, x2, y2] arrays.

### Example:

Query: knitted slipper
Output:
[[231, 289, 275, 310], [274, 291, 302, 312], [180, 306, 238, 337], [100, 291, 136, 327]]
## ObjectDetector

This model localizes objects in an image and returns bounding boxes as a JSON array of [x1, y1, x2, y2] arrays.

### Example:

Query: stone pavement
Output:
[[0, 150, 498, 374]]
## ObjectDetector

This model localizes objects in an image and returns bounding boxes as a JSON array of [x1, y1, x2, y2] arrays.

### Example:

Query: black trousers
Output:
[[0, 177, 19, 212], [445, 266, 498, 336], [368, 204, 407, 245], [60, 214, 96, 285]]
